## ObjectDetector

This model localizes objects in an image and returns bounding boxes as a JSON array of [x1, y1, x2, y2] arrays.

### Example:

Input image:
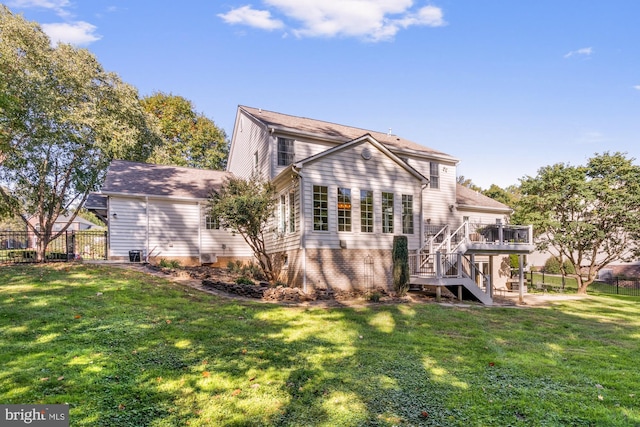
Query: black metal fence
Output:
[[526, 271, 640, 296], [0, 230, 107, 263], [589, 278, 640, 296]]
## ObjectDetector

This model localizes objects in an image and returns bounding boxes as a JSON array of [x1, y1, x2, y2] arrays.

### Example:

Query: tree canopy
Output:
[[209, 174, 277, 282], [0, 6, 161, 260], [141, 92, 229, 170], [517, 152, 640, 293]]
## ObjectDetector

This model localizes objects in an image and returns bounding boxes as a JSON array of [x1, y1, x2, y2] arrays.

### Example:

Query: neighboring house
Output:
[[226, 106, 534, 303], [92, 106, 534, 304], [27, 214, 102, 232], [95, 161, 253, 264]]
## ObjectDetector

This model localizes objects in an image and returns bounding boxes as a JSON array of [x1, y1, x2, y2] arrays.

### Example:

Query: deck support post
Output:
[[518, 254, 524, 304], [457, 285, 463, 301], [436, 286, 441, 302]]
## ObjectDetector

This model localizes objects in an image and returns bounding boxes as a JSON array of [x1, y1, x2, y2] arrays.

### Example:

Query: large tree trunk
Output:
[[36, 233, 49, 263]]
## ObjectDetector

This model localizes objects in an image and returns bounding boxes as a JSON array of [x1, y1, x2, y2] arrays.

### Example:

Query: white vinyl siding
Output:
[[108, 197, 253, 260], [148, 200, 200, 258], [228, 112, 270, 180], [300, 140, 422, 250], [108, 197, 147, 257]]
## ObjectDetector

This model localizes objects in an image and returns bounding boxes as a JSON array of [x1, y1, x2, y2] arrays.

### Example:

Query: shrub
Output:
[[368, 291, 382, 302], [392, 236, 410, 296], [543, 256, 576, 275], [544, 256, 562, 274], [235, 277, 255, 286], [227, 260, 266, 281], [159, 259, 180, 269], [562, 259, 576, 274], [227, 260, 243, 273]]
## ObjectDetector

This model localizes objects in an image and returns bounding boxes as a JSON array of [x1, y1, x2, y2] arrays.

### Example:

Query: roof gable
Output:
[[101, 160, 231, 200], [290, 134, 428, 183], [239, 106, 458, 163]]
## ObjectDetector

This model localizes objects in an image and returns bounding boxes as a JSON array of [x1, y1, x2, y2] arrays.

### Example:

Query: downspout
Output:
[[420, 182, 428, 250], [291, 165, 306, 292], [145, 197, 150, 262], [198, 201, 202, 264]]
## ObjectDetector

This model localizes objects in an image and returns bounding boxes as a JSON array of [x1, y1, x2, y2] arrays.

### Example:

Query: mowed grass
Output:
[[1, 264, 639, 426]]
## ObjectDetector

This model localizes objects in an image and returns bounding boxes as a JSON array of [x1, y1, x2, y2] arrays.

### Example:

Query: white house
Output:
[[94, 106, 534, 304], [226, 106, 534, 303], [97, 160, 253, 265]]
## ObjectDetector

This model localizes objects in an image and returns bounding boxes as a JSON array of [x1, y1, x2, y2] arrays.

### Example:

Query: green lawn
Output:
[[1, 264, 639, 426]]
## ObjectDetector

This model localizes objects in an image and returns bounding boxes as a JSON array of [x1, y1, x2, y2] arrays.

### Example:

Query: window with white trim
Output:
[[430, 162, 440, 189], [289, 190, 296, 233], [205, 215, 220, 230], [313, 185, 328, 231], [360, 190, 374, 233], [280, 194, 286, 233], [277, 137, 294, 166], [402, 194, 414, 234], [382, 192, 394, 233], [337, 188, 352, 232]]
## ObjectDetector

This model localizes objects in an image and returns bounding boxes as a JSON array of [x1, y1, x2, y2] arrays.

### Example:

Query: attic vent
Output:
[[361, 147, 372, 160]]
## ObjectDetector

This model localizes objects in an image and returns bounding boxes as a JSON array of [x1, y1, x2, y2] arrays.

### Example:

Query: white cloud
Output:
[[576, 131, 606, 145], [218, 5, 284, 31], [41, 21, 101, 46], [634, 85, 640, 91], [7, 0, 71, 18], [219, 0, 445, 41], [564, 47, 593, 58]]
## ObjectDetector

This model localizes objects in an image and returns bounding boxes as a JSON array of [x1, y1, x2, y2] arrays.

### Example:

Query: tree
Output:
[[392, 236, 410, 296], [517, 152, 640, 293], [0, 6, 161, 261], [456, 175, 482, 192], [209, 174, 277, 281], [482, 184, 520, 208], [141, 92, 229, 170]]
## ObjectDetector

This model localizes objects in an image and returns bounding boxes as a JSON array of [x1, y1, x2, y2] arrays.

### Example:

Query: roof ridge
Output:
[[240, 105, 397, 138]]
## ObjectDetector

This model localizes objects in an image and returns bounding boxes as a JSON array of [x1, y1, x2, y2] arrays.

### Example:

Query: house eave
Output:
[[457, 204, 513, 214], [101, 191, 209, 203]]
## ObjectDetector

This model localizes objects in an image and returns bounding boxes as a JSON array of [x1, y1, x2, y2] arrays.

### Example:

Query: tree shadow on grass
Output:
[[1, 265, 640, 426]]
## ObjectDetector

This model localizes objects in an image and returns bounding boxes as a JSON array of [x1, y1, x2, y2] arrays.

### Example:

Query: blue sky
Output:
[[7, 0, 640, 189]]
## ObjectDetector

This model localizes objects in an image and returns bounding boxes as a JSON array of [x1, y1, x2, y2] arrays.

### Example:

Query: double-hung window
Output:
[[205, 215, 220, 230], [402, 194, 414, 234], [382, 192, 394, 233], [360, 190, 374, 233], [337, 188, 352, 232], [289, 191, 296, 233], [277, 137, 294, 166], [430, 162, 440, 189], [280, 195, 286, 233], [313, 185, 328, 231]]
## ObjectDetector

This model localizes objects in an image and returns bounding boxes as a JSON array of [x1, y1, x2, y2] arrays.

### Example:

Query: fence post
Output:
[[616, 277, 619, 295], [104, 230, 108, 260]]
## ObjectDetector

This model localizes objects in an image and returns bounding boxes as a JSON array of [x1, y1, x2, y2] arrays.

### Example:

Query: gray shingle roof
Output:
[[456, 184, 511, 211], [101, 160, 231, 199], [240, 106, 457, 161]]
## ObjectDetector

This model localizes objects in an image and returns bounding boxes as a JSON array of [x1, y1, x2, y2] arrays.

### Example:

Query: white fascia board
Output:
[[457, 204, 513, 214], [101, 191, 208, 203]]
